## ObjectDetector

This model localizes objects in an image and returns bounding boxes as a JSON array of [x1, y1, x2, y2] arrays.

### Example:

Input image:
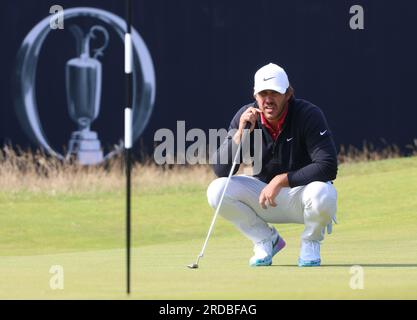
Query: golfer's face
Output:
[[255, 90, 287, 121]]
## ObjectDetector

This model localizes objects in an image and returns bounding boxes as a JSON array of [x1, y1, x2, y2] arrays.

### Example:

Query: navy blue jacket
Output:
[[212, 97, 338, 187]]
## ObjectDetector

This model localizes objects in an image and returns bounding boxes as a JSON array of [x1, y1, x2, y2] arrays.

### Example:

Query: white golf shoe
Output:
[[249, 227, 286, 267], [298, 239, 321, 267]]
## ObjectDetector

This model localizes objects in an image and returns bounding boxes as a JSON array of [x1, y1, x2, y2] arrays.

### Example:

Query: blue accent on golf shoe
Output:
[[249, 256, 273, 267], [298, 258, 321, 267]]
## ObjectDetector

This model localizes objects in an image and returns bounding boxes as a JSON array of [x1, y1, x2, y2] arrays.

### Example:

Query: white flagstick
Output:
[[124, 33, 132, 75], [124, 0, 133, 295]]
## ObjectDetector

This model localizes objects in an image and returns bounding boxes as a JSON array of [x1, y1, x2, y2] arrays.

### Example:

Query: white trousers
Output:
[[207, 175, 338, 243]]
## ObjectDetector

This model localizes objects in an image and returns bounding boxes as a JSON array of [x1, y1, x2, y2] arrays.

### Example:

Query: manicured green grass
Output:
[[0, 157, 416, 299]]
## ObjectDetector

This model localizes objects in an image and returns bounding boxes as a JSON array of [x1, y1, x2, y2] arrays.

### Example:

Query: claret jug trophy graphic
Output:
[[14, 7, 156, 165], [66, 25, 109, 164]]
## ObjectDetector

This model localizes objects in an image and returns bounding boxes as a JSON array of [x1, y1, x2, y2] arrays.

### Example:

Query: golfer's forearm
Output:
[[271, 173, 289, 188], [232, 130, 243, 145], [287, 161, 337, 187]]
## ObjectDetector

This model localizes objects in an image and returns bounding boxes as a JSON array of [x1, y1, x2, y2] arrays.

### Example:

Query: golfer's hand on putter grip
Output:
[[232, 107, 261, 144]]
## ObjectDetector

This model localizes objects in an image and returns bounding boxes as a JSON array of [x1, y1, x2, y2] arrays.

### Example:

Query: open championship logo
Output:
[[13, 7, 156, 165]]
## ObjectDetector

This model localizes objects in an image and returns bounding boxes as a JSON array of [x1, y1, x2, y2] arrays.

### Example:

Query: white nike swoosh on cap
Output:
[[320, 130, 327, 135]]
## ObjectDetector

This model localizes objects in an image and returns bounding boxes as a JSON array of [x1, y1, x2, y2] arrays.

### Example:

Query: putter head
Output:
[[187, 263, 199, 269]]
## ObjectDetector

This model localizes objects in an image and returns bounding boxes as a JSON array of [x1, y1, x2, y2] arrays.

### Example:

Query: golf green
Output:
[[0, 157, 416, 299]]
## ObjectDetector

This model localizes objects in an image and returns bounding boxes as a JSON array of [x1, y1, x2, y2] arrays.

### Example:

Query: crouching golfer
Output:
[[208, 63, 338, 267]]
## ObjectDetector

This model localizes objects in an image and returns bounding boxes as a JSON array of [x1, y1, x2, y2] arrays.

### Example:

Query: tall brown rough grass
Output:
[[1, 139, 416, 194], [0, 146, 215, 194], [337, 139, 417, 163]]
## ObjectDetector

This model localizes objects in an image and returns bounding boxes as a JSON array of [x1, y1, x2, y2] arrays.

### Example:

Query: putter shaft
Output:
[[189, 126, 250, 269]]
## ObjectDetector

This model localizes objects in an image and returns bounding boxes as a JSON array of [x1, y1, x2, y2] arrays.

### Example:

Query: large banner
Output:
[[1, 0, 417, 163]]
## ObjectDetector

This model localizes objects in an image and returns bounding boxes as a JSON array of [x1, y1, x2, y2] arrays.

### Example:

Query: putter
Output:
[[188, 122, 251, 269]]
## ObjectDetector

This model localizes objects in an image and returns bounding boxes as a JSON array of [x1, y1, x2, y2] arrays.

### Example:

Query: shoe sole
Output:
[[249, 257, 272, 267], [298, 259, 321, 267]]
